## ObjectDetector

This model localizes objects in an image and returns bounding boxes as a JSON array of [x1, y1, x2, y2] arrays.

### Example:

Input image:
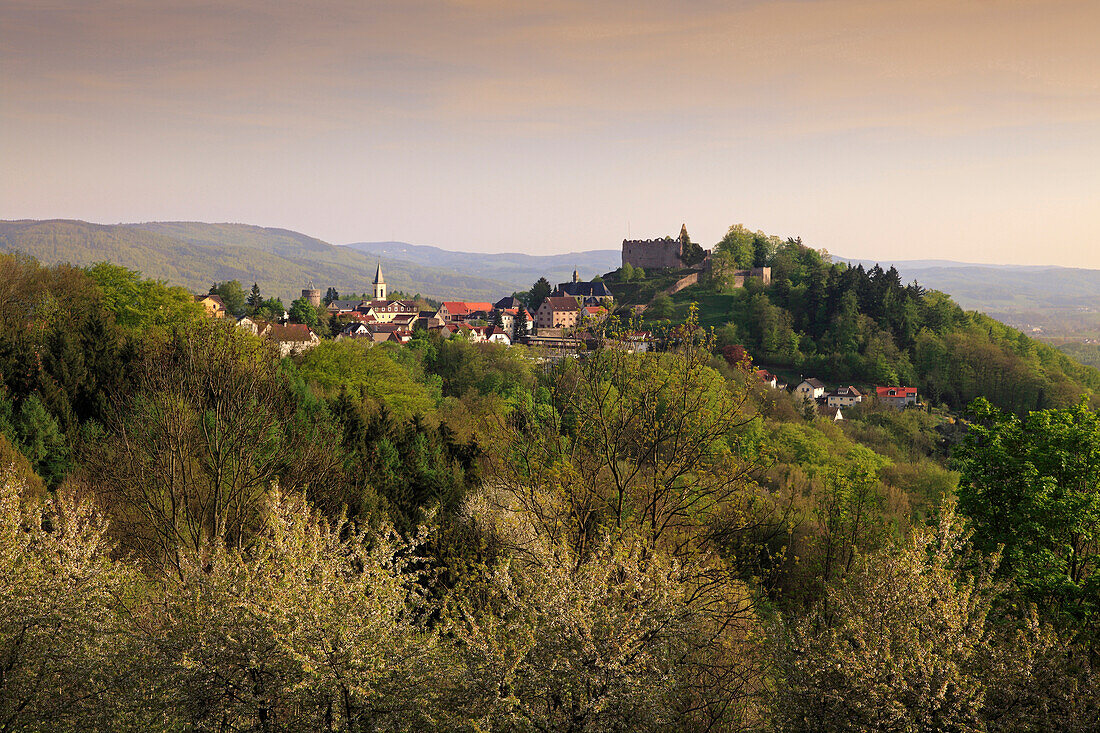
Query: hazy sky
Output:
[[3, 0, 1099, 265]]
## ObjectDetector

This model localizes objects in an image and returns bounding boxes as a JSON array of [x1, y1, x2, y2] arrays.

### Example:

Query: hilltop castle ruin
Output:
[[622, 224, 694, 270]]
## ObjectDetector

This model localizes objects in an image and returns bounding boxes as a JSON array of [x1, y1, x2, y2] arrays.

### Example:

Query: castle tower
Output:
[[302, 280, 321, 308], [373, 262, 387, 300]]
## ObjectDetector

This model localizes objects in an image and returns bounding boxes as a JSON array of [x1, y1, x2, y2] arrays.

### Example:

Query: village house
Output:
[[536, 296, 580, 330], [826, 386, 863, 408], [876, 386, 918, 410], [494, 307, 533, 339], [552, 270, 614, 305], [578, 305, 608, 323], [336, 322, 371, 340], [754, 369, 778, 389], [265, 323, 320, 357], [326, 299, 367, 315], [818, 405, 845, 421], [194, 294, 227, 318], [794, 378, 827, 402], [484, 326, 512, 345], [435, 301, 494, 324], [236, 315, 271, 336]]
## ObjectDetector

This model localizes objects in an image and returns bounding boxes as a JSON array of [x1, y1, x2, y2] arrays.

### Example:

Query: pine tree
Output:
[[247, 282, 262, 309], [515, 307, 530, 339]]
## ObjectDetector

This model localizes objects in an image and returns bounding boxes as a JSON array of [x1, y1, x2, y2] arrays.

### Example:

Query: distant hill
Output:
[[837, 256, 1100, 341], [345, 241, 622, 292], [837, 256, 1100, 311], [0, 220, 516, 303]]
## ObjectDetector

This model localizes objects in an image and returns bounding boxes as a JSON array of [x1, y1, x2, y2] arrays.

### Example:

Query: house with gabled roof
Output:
[[826, 386, 863, 408], [195, 294, 227, 318], [754, 369, 778, 389], [535, 296, 580, 330], [552, 270, 614, 305], [435, 301, 494, 323], [876, 386, 918, 409], [265, 323, 320, 357], [795, 378, 827, 401]]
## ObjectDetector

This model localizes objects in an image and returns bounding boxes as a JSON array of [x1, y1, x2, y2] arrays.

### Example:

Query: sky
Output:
[[3, 0, 1099, 266]]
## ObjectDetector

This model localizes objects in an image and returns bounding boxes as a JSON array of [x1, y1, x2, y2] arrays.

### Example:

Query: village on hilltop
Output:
[[193, 225, 920, 414]]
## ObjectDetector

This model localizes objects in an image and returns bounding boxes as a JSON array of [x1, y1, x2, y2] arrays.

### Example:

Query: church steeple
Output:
[[373, 262, 387, 300], [573, 267, 580, 283]]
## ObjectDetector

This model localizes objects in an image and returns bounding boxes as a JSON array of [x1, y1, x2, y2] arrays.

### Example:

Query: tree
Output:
[[255, 297, 286, 322], [144, 489, 450, 731], [15, 394, 71, 488], [296, 340, 435, 420], [529, 277, 552, 312], [288, 296, 319, 328], [646, 293, 673, 320], [620, 262, 635, 282], [0, 467, 141, 731], [774, 501, 998, 732], [209, 280, 247, 316], [323, 286, 339, 305], [83, 322, 339, 573], [451, 487, 766, 731], [953, 397, 1100, 636], [87, 262, 202, 332], [486, 307, 767, 560], [247, 282, 263, 309], [716, 225, 755, 270], [490, 309, 504, 329], [515, 306, 530, 340]]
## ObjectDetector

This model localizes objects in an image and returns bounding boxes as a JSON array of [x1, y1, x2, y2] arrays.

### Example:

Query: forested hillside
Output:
[[1, 249, 1098, 731], [617, 227, 1100, 415], [0, 219, 512, 302]]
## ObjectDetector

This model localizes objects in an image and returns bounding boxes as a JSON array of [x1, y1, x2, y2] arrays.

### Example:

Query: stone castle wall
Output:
[[622, 237, 683, 270]]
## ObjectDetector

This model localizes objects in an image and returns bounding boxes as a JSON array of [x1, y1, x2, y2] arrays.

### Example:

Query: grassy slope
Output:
[[0, 220, 515, 303]]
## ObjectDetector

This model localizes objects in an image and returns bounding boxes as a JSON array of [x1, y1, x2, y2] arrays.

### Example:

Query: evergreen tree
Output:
[[324, 287, 339, 305], [247, 282, 262, 309], [515, 307, 530, 339], [529, 277, 552, 312], [15, 395, 70, 488]]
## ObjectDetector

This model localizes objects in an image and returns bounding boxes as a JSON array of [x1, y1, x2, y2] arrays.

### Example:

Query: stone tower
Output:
[[302, 280, 321, 308], [572, 267, 580, 283], [373, 262, 387, 300]]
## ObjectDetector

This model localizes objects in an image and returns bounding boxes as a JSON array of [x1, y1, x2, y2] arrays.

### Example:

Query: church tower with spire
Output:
[[373, 262, 387, 300]]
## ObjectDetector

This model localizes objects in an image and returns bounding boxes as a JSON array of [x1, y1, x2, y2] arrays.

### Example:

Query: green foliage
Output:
[[208, 279, 247, 315], [296, 340, 435, 420], [14, 395, 70, 488], [86, 262, 202, 331], [953, 397, 1100, 635], [287, 296, 319, 327], [528, 276, 552, 311], [646, 293, 673, 320], [246, 281, 262, 308]]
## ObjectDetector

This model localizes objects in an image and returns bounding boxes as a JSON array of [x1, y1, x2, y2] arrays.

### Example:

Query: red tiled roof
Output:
[[442, 301, 493, 316], [875, 386, 917, 397], [266, 323, 316, 343]]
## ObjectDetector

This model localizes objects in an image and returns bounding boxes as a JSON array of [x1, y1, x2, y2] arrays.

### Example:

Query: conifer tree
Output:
[[247, 282, 262, 309]]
